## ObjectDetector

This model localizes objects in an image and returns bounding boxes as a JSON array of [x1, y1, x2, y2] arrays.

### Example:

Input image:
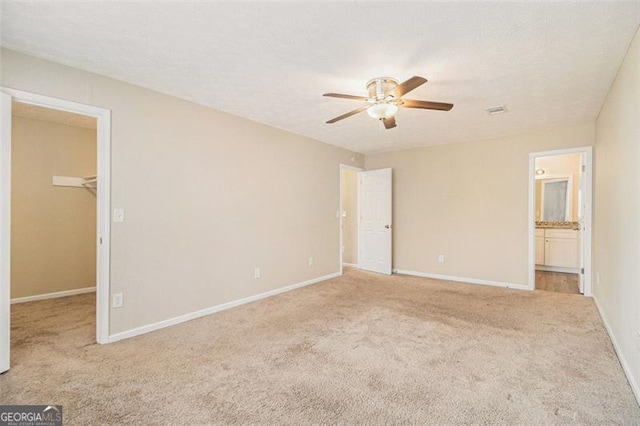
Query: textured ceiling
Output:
[[1, 2, 639, 154], [12, 101, 97, 130]]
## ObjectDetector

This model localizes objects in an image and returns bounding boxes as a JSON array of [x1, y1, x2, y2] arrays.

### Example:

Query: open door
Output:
[[578, 154, 586, 294], [358, 168, 392, 275], [0, 92, 11, 373]]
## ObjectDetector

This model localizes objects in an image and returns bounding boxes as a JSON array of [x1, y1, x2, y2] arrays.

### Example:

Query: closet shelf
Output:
[[52, 175, 97, 188]]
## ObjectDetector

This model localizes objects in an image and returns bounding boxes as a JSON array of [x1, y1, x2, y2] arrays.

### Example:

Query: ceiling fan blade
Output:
[[326, 105, 369, 124], [402, 99, 454, 111], [323, 93, 369, 101], [382, 116, 396, 129], [395, 76, 428, 97]]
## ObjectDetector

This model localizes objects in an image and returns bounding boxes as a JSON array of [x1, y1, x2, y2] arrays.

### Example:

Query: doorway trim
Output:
[[0, 87, 111, 351], [339, 164, 363, 275], [528, 146, 593, 295]]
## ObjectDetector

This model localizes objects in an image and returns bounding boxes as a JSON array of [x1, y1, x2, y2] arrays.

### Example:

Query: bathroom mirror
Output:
[[540, 177, 572, 221]]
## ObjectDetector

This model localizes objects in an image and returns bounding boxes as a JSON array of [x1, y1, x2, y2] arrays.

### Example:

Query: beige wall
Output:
[[535, 153, 581, 221], [1, 49, 364, 334], [593, 28, 640, 396], [11, 115, 96, 299], [366, 123, 594, 285], [341, 169, 358, 265]]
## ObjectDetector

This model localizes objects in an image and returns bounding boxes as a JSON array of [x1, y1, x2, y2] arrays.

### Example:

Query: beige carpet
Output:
[[2, 268, 639, 424]]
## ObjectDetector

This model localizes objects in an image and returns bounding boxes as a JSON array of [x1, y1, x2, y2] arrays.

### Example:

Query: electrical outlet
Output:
[[113, 208, 125, 223], [254, 268, 261, 279], [597, 274, 601, 285], [308, 257, 314, 266], [438, 255, 445, 263], [112, 292, 123, 308]]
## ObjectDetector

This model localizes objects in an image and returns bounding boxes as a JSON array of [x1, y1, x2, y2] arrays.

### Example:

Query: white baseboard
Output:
[[11, 286, 96, 304], [342, 263, 359, 268], [108, 272, 341, 343], [536, 265, 580, 274], [593, 297, 640, 405], [394, 269, 530, 291]]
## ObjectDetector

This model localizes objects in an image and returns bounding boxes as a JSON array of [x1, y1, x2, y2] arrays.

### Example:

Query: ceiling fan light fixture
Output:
[[367, 103, 398, 120], [324, 76, 453, 129]]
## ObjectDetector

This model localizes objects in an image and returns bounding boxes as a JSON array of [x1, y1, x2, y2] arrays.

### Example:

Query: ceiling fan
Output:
[[323, 76, 453, 129]]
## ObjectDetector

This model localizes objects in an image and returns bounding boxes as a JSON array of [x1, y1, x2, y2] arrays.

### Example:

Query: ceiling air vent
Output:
[[485, 105, 507, 115]]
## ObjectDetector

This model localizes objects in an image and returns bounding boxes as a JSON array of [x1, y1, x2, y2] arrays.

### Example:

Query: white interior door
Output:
[[0, 92, 12, 373], [358, 168, 392, 275], [578, 154, 586, 293]]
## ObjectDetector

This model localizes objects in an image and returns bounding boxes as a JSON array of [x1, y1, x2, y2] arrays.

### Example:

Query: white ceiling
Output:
[[1, 2, 638, 154], [12, 101, 97, 130]]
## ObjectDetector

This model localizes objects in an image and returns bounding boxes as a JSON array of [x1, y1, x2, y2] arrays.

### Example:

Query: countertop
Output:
[[535, 221, 580, 230]]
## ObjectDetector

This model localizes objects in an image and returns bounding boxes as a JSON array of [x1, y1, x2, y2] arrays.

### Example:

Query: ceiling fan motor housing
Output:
[[366, 77, 399, 101]]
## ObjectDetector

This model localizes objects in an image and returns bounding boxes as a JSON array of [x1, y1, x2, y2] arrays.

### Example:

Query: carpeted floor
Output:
[[2, 268, 639, 424]]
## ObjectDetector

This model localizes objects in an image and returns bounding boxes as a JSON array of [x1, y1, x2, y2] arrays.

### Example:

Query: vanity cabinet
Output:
[[535, 228, 579, 269], [535, 229, 545, 265]]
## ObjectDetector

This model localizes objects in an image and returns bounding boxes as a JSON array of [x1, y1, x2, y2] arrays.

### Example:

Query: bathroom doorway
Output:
[[528, 147, 592, 295]]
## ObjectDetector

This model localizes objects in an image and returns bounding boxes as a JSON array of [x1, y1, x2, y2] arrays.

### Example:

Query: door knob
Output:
[[385, 225, 390, 229]]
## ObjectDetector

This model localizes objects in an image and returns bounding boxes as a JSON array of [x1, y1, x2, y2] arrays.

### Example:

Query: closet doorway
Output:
[[0, 89, 111, 374], [339, 165, 393, 275]]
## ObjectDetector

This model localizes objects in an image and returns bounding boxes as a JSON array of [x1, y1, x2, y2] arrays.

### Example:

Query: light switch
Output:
[[114, 208, 125, 223]]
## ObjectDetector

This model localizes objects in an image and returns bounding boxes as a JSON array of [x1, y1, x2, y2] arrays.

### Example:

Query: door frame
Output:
[[528, 146, 593, 295], [0, 87, 111, 371], [339, 164, 363, 275]]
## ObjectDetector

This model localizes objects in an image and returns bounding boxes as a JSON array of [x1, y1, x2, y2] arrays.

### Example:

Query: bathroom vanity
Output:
[[535, 221, 580, 272]]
